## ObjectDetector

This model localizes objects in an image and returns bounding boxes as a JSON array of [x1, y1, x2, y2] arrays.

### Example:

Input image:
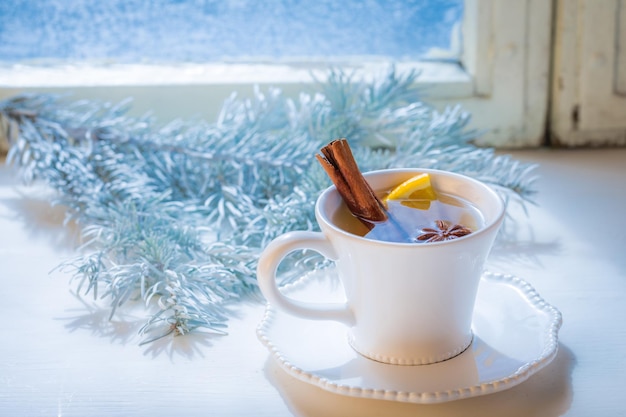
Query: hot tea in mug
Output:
[[331, 176, 484, 244], [257, 140, 505, 365]]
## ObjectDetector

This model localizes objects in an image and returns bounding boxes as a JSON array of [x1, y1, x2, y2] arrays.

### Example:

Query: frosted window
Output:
[[0, 0, 463, 64]]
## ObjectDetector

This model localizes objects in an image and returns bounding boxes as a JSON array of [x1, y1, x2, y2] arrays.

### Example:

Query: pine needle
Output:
[[0, 66, 538, 343]]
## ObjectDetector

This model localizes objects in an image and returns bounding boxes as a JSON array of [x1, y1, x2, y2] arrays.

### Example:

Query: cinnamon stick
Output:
[[316, 139, 388, 224]]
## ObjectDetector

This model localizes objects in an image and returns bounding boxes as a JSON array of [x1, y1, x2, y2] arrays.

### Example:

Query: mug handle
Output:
[[257, 231, 355, 326]]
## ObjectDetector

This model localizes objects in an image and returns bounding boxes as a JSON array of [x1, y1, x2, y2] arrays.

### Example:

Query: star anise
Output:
[[416, 220, 472, 243]]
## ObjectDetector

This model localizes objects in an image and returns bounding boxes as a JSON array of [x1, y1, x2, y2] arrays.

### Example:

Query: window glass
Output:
[[0, 0, 464, 64]]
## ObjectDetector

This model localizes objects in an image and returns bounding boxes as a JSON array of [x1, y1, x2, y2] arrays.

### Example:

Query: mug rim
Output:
[[315, 168, 506, 247]]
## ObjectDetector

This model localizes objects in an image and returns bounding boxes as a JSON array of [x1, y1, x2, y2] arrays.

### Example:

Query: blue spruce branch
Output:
[[0, 67, 538, 343]]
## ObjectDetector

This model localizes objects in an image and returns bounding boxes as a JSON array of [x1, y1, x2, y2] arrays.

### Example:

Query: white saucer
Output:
[[257, 269, 562, 404]]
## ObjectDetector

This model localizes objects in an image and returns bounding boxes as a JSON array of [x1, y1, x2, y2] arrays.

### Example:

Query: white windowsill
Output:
[[0, 61, 473, 99]]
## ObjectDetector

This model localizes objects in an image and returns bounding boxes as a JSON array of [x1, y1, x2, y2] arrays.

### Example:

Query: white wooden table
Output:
[[1, 148, 625, 416]]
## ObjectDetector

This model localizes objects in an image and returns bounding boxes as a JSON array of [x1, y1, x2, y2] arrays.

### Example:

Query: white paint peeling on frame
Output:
[[550, 0, 626, 146], [458, 0, 552, 148]]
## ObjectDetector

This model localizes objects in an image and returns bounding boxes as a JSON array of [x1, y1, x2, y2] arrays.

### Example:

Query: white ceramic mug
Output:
[[257, 169, 505, 365]]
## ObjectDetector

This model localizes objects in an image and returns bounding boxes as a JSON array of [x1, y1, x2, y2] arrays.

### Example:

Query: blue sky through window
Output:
[[0, 0, 463, 64]]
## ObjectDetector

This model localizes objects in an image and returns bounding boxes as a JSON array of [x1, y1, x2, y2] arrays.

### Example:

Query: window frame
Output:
[[550, 0, 626, 147], [455, 0, 553, 147], [2, 0, 597, 149]]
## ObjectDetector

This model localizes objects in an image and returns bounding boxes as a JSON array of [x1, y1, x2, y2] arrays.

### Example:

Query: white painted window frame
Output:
[[9, 0, 622, 148], [550, 0, 626, 147], [450, 0, 553, 147]]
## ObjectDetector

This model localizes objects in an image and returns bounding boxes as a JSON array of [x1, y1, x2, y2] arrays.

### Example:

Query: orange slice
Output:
[[383, 173, 437, 203]]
